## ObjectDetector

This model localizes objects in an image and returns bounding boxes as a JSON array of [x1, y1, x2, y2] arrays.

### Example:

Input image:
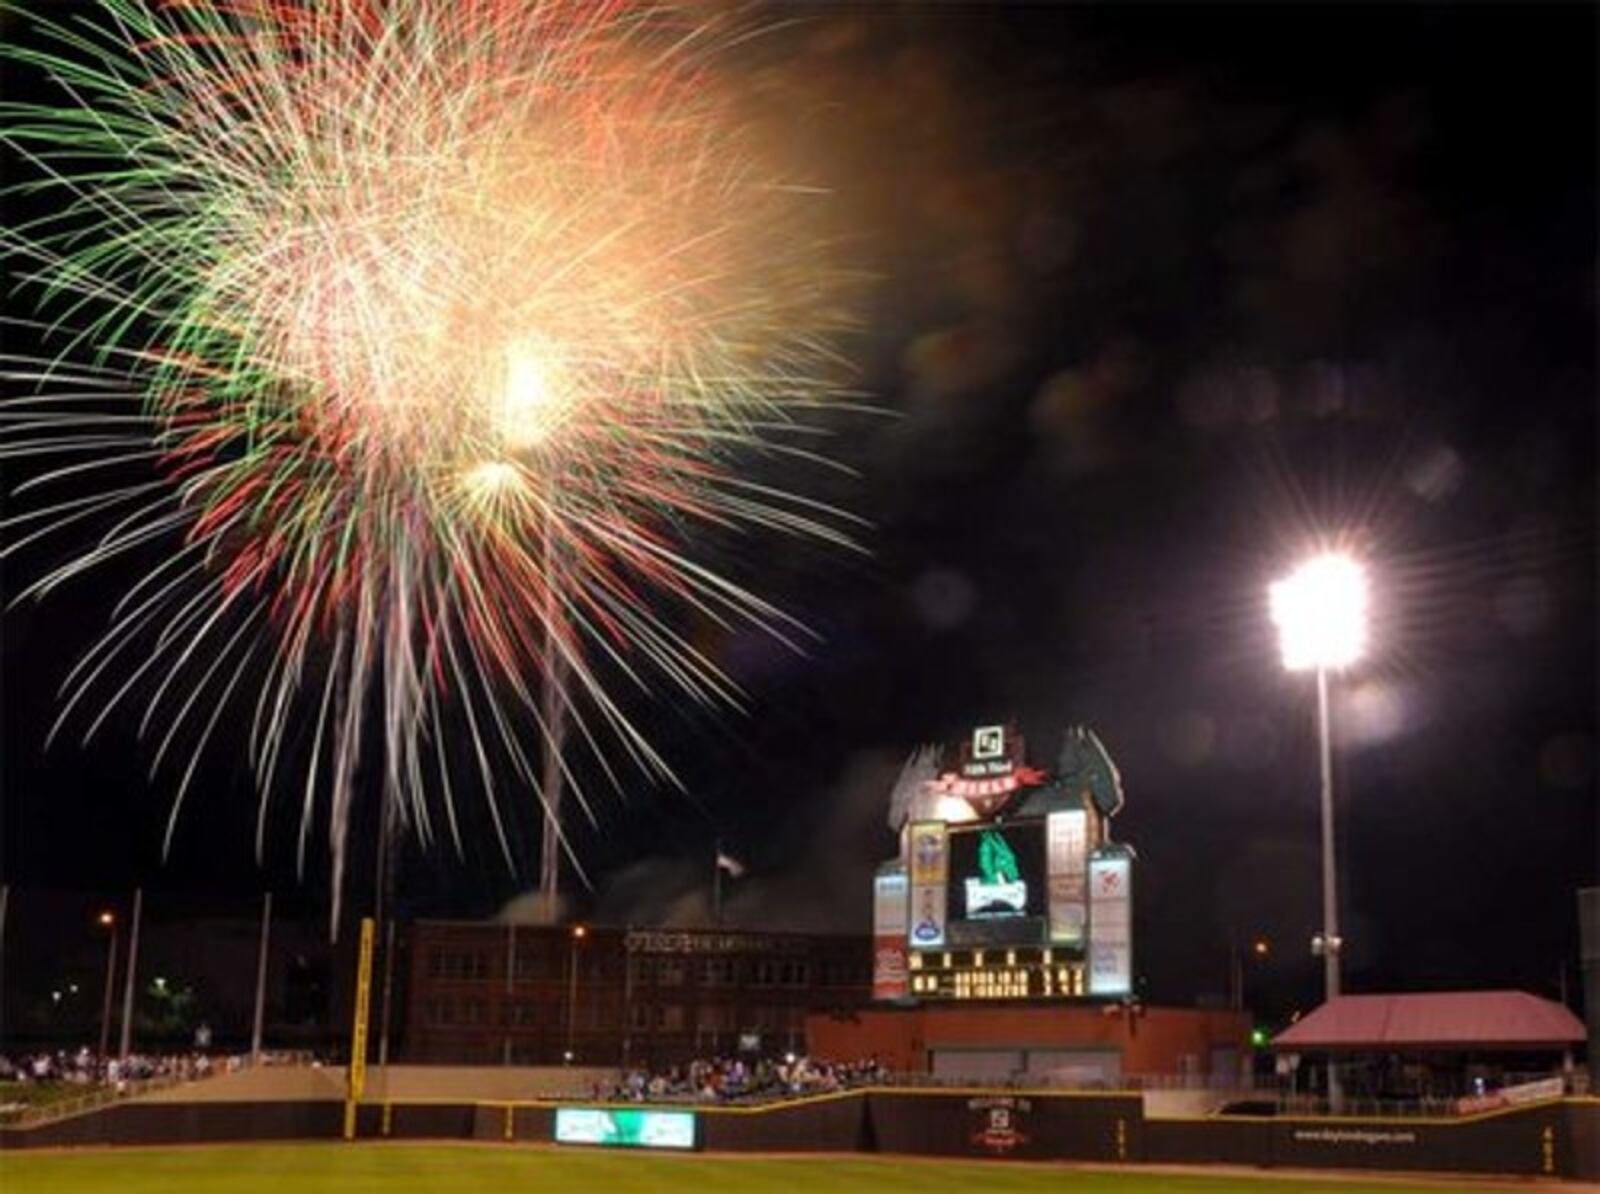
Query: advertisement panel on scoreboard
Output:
[[873, 940, 909, 1000], [874, 869, 909, 936], [1046, 809, 1089, 946], [873, 870, 910, 999], [908, 822, 948, 949], [909, 881, 947, 948], [908, 822, 948, 885], [1087, 853, 1132, 996]]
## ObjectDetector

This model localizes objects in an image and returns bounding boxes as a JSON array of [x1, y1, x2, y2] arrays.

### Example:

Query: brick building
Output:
[[403, 920, 871, 1066], [806, 1002, 1252, 1084]]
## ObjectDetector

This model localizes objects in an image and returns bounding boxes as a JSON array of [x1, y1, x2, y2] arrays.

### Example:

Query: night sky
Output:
[[3, 4, 1595, 1027]]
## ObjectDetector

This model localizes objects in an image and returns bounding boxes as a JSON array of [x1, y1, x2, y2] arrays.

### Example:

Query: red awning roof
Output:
[[1272, 990, 1587, 1052]]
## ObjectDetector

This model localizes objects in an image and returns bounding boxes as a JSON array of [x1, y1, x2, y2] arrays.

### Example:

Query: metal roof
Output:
[[1272, 990, 1586, 1052]]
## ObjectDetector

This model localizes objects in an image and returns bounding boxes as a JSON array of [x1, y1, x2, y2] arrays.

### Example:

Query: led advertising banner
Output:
[[873, 870, 910, 999], [554, 1108, 697, 1150], [873, 937, 909, 1001], [1087, 854, 1132, 996], [944, 821, 1047, 947], [909, 880, 947, 948], [908, 821, 948, 885], [1046, 809, 1089, 946], [874, 870, 909, 937], [908, 821, 949, 949]]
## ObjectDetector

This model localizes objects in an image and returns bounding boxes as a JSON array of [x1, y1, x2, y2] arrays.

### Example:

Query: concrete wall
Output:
[[139, 1066, 345, 1102], [1141, 1089, 1236, 1118], [137, 1064, 616, 1103], [362, 1065, 616, 1101]]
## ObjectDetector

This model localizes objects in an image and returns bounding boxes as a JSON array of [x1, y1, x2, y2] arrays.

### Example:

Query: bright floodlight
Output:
[[1269, 553, 1368, 671]]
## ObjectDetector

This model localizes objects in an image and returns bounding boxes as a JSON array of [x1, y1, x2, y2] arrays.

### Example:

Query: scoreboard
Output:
[[875, 724, 1135, 1003]]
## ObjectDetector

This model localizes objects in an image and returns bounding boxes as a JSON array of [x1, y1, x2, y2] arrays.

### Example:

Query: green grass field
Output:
[[0, 1144, 1523, 1194]]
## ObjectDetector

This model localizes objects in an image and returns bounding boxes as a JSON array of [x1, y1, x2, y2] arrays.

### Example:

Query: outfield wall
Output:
[[1144, 1105, 1574, 1176], [1565, 1097, 1600, 1180], [0, 1100, 342, 1149], [863, 1090, 1141, 1162], [3, 1087, 1594, 1179]]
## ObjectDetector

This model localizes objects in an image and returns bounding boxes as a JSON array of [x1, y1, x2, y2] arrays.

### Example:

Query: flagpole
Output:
[[712, 840, 723, 926]]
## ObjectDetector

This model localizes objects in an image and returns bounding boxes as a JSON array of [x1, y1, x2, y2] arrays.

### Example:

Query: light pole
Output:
[[503, 920, 516, 1067], [1229, 935, 1270, 1012], [96, 911, 117, 1067], [1270, 552, 1367, 1112], [118, 887, 143, 1063], [564, 925, 586, 1063], [251, 891, 273, 1064]]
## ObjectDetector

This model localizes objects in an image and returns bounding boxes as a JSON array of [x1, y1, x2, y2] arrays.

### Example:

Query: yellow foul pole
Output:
[[343, 917, 376, 1141]]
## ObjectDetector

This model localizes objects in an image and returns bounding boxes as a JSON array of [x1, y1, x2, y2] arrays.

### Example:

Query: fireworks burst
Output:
[[2, 0, 858, 926]]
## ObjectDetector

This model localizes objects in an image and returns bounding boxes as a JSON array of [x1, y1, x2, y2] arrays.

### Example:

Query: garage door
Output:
[[930, 1049, 1024, 1082], [1025, 1048, 1122, 1088]]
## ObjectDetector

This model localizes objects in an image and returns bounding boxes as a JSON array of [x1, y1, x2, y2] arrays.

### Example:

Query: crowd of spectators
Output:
[[605, 1054, 887, 1104], [0, 1047, 221, 1091], [0, 1046, 310, 1096]]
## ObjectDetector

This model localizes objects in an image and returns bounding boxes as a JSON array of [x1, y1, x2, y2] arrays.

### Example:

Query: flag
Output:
[[715, 850, 746, 878]]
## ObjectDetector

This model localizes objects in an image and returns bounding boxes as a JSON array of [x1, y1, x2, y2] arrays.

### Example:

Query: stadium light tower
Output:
[[565, 925, 586, 1063], [96, 911, 118, 1064], [1270, 552, 1368, 1112]]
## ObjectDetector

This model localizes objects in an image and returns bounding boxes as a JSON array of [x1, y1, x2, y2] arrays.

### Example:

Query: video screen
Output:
[[945, 821, 1046, 945], [554, 1108, 697, 1150]]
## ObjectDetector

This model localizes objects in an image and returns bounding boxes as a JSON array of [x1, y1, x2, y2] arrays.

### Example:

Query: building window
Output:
[[657, 1005, 684, 1031], [427, 998, 456, 1026], [697, 1004, 735, 1032], [746, 1004, 781, 1031], [656, 959, 685, 987], [428, 949, 489, 981], [500, 1001, 536, 1028], [823, 960, 860, 987], [630, 1003, 653, 1031], [575, 1001, 609, 1031], [513, 952, 550, 981]]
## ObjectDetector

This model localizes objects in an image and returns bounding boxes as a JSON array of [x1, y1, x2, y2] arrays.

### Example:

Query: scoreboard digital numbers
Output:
[[554, 1108, 697, 1150], [906, 945, 1088, 1001]]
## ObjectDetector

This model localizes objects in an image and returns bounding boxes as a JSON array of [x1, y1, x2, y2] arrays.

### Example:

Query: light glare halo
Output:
[[1269, 552, 1369, 671]]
